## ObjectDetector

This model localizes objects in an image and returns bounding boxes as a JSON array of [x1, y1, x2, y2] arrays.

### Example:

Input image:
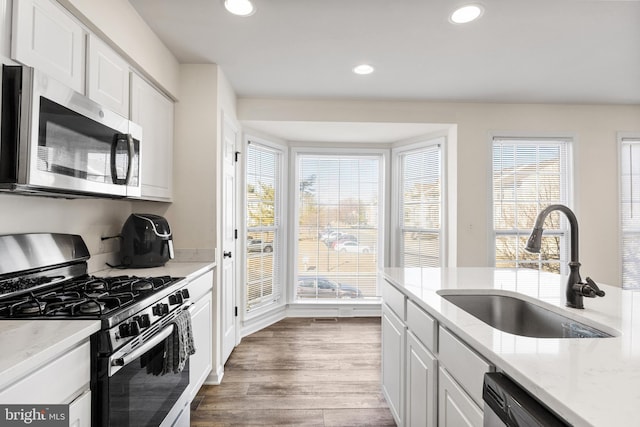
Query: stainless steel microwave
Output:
[[0, 65, 141, 198]]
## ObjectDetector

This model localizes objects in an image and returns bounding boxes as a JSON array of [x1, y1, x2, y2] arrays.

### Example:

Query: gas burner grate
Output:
[[0, 276, 64, 296]]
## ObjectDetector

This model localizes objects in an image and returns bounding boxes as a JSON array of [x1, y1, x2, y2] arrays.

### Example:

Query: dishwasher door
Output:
[[482, 373, 570, 427]]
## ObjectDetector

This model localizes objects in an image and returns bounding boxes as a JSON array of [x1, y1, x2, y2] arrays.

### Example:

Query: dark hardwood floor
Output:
[[190, 317, 395, 426]]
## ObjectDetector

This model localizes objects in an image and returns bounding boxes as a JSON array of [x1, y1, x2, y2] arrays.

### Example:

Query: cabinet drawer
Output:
[[0, 340, 90, 404], [438, 327, 492, 407], [381, 280, 405, 320], [406, 300, 437, 353]]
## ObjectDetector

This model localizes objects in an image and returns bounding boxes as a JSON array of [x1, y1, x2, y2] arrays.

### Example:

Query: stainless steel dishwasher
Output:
[[483, 373, 570, 427]]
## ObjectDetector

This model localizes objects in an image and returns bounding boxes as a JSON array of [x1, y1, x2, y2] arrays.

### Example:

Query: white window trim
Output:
[[487, 132, 576, 271], [289, 146, 389, 302], [390, 136, 447, 267], [618, 132, 640, 288], [242, 134, 288, 321]]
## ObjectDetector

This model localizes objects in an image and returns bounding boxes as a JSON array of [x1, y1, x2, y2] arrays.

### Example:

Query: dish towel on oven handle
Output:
[[163, 308, 196, 375]]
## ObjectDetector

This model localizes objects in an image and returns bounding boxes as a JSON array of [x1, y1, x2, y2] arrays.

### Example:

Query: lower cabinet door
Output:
[[381, 304, 406, 426], [189, 291, 213, 398], [405, 331, 437, 427], [68, 390, 91, 427], [438, 366, 483, 427]]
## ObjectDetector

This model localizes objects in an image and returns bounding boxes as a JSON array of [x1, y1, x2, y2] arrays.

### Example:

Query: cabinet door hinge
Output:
[[235, 151, 241, 162], [235, 306, 238, 317], [234, 229, 238, 239]]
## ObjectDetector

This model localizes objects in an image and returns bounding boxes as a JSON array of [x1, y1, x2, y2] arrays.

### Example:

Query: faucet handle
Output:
[[584, 277, 605, 298]]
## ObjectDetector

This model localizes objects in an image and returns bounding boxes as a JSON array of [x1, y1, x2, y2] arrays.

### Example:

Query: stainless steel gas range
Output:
[[0, 233, 198, 427]]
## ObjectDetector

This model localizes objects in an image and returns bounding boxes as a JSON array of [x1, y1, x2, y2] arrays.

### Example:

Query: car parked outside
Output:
[[325, 232, 357, 248], [297, 276, 362, 298], [334, 240, 372, 253], [247, 239, 273, 253]]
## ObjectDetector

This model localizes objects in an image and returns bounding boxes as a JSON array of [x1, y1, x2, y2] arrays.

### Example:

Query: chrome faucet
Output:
[[524, 204, 605, 309]]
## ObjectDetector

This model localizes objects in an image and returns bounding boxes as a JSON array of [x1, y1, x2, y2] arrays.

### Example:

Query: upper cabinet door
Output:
[[12, 0, 85, 93], [130, 73, 174, 201], [0, 0, 11, 59], [87, 34, 130, 117]]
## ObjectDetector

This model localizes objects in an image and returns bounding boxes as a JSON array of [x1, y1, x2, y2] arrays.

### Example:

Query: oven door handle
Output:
[[110, 324, 175, 371]]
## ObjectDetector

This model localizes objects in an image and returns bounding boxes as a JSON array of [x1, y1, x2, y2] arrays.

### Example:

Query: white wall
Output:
[[238, 98, 640, 286]]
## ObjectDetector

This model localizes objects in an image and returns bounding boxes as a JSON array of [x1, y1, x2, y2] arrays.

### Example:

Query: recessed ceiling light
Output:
[[450, 4, 483, 24], [224, 0, 255, 16], [353, 64, 374, 75]]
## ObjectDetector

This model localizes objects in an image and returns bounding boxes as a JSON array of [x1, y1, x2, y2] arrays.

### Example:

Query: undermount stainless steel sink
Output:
[[437, 291, 614, 338]]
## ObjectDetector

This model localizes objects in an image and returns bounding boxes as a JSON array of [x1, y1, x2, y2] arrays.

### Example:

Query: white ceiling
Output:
[[129, 0, 640, 141]]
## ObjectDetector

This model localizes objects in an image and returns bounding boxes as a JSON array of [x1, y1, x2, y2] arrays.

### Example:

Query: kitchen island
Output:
[[382, 267, 640, 427]]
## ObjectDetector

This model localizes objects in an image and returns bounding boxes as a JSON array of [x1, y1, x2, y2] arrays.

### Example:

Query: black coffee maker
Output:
[[120, 214, 174, 268]]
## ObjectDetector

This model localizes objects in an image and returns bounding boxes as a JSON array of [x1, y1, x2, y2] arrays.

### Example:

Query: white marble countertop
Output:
[[382, 267, 640, 427], [0, 320, 101, 391], [0, 261, 215, 393], [92, 260, 215, 280]]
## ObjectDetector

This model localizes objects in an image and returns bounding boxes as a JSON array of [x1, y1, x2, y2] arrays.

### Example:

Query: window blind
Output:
[[399, 144, 442, 267], [246, 142, 282, 311], [492, 138, 571, 273], [295, 154, 381, 300], [621, 138, 640, 289]]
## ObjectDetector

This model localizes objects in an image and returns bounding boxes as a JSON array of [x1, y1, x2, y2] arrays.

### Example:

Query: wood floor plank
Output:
[[323, 409, 396, 427], [191, 409, 325, 426], [191, 317, 394, 426]]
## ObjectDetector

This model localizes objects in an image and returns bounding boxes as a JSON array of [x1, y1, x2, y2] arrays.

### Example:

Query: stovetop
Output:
[[0, 275, 182, 319]]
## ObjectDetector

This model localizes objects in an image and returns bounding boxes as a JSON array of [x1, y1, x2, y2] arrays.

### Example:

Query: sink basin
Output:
[[437, 291, 613, 338]]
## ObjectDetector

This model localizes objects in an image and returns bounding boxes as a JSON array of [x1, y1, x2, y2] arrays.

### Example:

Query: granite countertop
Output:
[[382, 267, 640, 427], [0, 261, 215, 392]]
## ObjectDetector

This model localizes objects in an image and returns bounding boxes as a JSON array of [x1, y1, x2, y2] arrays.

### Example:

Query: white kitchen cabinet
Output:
[[438, 326, 492, 407], [68, 390, 91, 427], [87, 34, 130, 117], [187, 269, 214, 399], [0, 0, 11, 59], [130, 72, 174, 201], [438, 366, 484, 427], [381, 303, 406, 426], [189, 287, 212, 398], [405, 330, 437, 427], [0, 340, 90, 403], [12, 0, 85, 93]]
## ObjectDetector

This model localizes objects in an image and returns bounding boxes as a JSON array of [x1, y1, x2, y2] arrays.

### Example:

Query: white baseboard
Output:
[[241, 305, 287, 338], [285, 303, 381, 318], [204, 365, 224, 385]]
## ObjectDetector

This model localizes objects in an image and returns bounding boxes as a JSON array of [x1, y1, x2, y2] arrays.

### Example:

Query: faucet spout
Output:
[[524, 204, 604, 309]]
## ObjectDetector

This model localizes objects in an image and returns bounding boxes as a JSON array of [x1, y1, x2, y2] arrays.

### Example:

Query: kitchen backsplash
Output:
[[0, 193, 133, 272]]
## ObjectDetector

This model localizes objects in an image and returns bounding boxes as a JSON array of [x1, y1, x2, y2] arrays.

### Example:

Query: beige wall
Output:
[[59, 0, 180, 98], [238, 98, 640, 286], [166, 64, 219, 252]]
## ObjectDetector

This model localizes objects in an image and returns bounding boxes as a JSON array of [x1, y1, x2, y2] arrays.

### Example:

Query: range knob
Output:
[[139, 314, 151, 328], [169, 292, 184, 305], [152, 303, 169, 316], [118, 321, 140, 338], [129, 320, 140, 336], [181, 289, 190, 299]]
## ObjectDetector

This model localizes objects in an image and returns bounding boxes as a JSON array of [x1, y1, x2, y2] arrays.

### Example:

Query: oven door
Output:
[[97, 324, 189, 427]]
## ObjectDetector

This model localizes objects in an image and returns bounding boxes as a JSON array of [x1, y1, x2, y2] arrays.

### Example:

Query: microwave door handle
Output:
[[110, 134, 126, 185], [124, 133, 134, 184], [110, 324, 175, 373]]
